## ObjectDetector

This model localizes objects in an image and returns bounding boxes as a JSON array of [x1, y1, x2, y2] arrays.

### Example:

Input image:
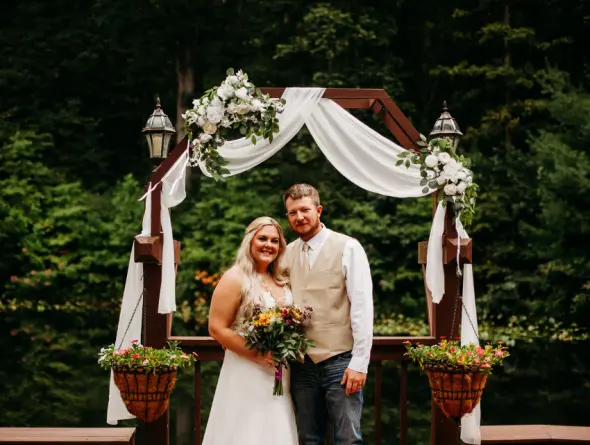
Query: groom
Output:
[[283, 183, 374, 445]]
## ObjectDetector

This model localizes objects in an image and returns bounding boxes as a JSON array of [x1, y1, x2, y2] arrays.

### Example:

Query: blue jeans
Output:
[[290, 351, 363, 445]]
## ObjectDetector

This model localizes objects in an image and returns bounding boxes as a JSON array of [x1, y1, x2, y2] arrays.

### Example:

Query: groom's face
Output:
[[285, 197, 322, 239]]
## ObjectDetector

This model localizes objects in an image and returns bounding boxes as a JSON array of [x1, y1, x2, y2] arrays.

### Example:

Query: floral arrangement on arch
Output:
[[182, 68, 286, 180], [403, 338, 509, 374], [396, 136, 478, 226]]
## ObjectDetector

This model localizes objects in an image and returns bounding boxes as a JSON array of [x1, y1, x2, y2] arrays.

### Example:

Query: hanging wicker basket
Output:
[[113, 365, 177, 423], [424, 364, 488, 420]]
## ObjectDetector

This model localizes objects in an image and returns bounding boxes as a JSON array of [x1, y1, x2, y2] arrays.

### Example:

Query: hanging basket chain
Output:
[[448, 269, 479, 344], [117, 272, 147, 350]]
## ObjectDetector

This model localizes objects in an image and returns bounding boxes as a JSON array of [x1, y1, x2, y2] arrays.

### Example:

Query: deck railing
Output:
[[171, 335, 437, 445]]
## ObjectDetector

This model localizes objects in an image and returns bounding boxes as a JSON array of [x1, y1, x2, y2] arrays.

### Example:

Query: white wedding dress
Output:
[[202, 287, 298, 445]]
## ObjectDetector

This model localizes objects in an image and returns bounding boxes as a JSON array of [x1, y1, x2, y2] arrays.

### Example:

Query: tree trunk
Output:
[[176, 47, 194, 144], [504, 3, 511, 150]]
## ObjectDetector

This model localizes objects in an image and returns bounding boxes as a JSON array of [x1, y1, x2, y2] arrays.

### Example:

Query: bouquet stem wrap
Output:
[[273, 364, 284, 396]]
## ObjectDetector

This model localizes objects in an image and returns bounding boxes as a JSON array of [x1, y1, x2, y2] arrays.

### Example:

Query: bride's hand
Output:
[[254, 351, 276, 368]]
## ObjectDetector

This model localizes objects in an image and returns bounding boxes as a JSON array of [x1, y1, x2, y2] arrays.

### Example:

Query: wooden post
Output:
[[430, 207, 462, 445], [133, 139, 187, 445]]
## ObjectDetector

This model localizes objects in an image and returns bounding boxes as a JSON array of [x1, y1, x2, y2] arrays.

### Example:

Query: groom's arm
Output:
[[342, 238, 374, 374]]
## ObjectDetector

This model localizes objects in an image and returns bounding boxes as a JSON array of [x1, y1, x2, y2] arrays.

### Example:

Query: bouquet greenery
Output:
[[242, 304, 314, 396]]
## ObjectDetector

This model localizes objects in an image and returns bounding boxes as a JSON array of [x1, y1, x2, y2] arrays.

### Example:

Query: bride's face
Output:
[[251, 225, 281, 267]]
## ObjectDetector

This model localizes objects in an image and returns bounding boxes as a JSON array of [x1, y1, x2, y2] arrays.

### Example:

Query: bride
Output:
[[202, 216, 298, 445]]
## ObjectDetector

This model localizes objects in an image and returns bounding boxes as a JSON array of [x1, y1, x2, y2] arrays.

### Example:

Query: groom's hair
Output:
[[283, 184, 321, 207]]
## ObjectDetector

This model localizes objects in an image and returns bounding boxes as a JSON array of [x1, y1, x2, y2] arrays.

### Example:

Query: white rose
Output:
[[235, 87, 249, 100], [220, 117, 232, 128], [436, 175, 447, 185], [227, 103, 239, 114], [197, 116, 205, 127], [438, 152, 452, 164], [457, 170, 467, 180], [424, 154, 439, 168], [251, 99, 264, 111], [236, 103, 251, 114], [217, 84, 235, 100], [443, 159, 462, 176], [448, 173, 459, 183], [199, 133, 212, 143], [456, 182, 468, 193], [227, 75, 239, 84], [210, 96, 224, 108], [202, 122, 217, 134], [444, 183, 458, 195], [197, 105, 206, 116], [206, 106, 225, 124]]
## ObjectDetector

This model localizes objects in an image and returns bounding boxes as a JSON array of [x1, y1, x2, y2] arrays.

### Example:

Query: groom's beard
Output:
[[295, 219, 321, 239]]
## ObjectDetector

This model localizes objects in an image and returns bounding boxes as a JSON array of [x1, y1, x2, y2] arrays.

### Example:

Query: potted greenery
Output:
[[99, 340, 196, 422], [404, 338, 509, 420]]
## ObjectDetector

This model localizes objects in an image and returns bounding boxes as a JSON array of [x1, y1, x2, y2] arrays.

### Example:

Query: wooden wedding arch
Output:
[[136, 88, 471, 445]]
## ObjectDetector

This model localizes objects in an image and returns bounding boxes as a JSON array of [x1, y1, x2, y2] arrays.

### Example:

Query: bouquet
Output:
[[242, 304, 314, 396]]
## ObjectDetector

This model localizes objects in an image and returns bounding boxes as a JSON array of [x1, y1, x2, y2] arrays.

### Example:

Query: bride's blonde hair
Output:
[[234, 216, 289, 303]]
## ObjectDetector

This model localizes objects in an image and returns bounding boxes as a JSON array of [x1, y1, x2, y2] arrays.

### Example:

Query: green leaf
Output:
[[251, 135, 257, 144], [395, 160, 404, 166], [226, 67, 235, 76], [422, 187, 430, 194], [404, 159, 410, 168], [420, 178, 428, 186]]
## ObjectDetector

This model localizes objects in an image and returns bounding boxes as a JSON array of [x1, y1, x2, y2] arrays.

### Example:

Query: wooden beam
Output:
[[379, 97, 422, 144], [169, 335, 437, 361], [150, 135, 189, 185], [260, 87, 389, 99]]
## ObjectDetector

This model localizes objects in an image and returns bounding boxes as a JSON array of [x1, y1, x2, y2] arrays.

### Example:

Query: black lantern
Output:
[[142, 97, 176, 161], [429, 101, 463, 151]]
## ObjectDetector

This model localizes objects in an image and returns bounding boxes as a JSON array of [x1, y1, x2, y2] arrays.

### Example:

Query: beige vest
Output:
[[286, 231, 354, 363]]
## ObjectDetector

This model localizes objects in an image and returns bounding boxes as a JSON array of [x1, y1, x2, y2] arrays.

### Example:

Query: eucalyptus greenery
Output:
[[397, 137, 478, 226]]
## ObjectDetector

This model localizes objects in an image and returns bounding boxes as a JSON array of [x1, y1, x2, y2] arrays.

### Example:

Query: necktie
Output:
[[302, 242, 310, 273]]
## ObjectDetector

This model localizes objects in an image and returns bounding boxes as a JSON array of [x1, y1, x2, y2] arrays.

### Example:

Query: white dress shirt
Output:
[[300, 226, 374, 373]]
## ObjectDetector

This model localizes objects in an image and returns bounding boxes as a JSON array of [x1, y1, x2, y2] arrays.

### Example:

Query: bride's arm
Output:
[[208, 266, 271, 367]]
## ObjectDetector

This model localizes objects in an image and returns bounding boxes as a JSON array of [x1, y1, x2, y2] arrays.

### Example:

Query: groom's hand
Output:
[[341, 368, 367, 395]]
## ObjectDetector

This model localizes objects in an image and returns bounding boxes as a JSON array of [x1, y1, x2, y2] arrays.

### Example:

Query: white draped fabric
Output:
[[107, 148, 189, 425], [108, 88, 481, 443]]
